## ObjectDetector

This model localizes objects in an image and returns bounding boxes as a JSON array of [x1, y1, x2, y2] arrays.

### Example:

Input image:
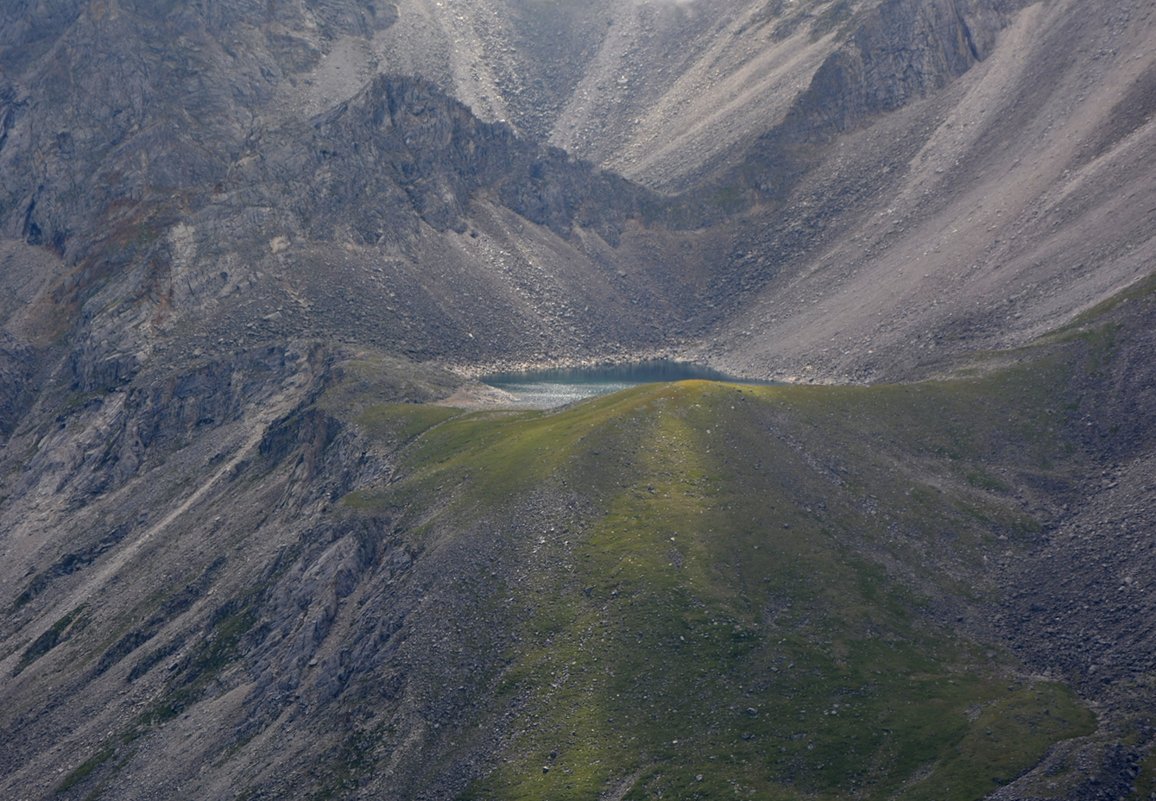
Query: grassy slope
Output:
[[339, 342, 1104, 799]]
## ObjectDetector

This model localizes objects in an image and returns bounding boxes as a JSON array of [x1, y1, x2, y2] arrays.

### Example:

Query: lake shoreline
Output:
[[477, 359, 782, 409]]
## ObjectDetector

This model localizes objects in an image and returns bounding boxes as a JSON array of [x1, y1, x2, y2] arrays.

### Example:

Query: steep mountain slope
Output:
[[4, 271, 1154, 801], [280, 0, 1156, 387], [703, 0, 1156, 381]]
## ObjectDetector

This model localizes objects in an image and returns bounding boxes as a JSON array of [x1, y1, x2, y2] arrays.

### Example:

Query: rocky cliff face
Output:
[[788, 0, 1021, 135], [0, 26, 674, 430]]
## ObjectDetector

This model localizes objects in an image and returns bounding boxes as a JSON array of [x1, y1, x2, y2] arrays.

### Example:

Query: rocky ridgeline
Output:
[[294, 74, 653, 244]]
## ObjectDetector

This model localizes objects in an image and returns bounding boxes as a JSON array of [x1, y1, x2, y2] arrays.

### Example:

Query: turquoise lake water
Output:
[[482, 360, 773, 408]]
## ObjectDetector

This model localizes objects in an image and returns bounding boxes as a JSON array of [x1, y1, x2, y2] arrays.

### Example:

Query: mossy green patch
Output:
[[1130, 745, 1156, 800], [354, 402, 460, 443], [345, 385, 675, 516], [896, 681, 1096, 801], [55, 745, 115, 794], [315, 351, 460, 421], [133, 604, 256, 731], [15, 605, 89, 675]]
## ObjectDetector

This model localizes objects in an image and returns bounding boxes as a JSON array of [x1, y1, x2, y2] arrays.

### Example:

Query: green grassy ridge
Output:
[[1050, 272, 1156, 339], [474, 385, 1085, 800], [330, 367, 1095, 800], [322, 284, 1156, 798]]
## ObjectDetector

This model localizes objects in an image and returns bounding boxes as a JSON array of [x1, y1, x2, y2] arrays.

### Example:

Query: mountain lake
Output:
[[482, 360, 777, 408]]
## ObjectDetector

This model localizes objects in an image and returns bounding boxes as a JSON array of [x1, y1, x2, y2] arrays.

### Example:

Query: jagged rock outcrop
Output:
[[0, 334, 36, 434], [788, 0, 1023, 136]]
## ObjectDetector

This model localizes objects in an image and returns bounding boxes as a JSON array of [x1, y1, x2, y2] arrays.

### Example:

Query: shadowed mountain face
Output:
[[2, 1, 1156, 800]]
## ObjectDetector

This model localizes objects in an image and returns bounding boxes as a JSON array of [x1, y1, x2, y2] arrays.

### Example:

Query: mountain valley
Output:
[[1, 1, 1155, 799]]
